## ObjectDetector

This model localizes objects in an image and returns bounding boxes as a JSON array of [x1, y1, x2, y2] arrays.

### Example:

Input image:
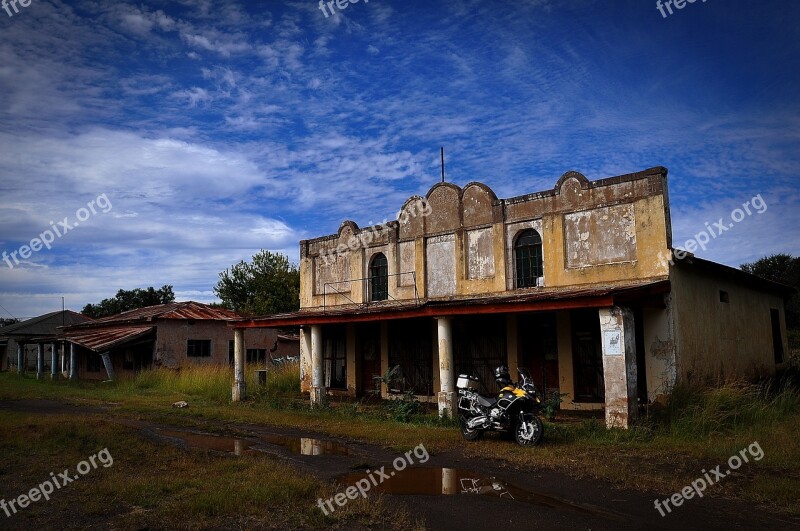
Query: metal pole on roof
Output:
[[441, 147, 445, 183]]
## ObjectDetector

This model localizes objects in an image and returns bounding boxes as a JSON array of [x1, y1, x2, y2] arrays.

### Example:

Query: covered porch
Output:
[[234, 280, 673, 428]]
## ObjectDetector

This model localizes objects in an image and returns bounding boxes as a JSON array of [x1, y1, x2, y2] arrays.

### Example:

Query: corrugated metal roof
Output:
[[0, 311, 91, 337], [66, 301, 241, 329], [65, 326, 155, 352]]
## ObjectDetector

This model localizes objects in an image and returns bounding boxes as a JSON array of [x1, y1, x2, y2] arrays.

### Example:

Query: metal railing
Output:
[[322, 271, 419, 312]]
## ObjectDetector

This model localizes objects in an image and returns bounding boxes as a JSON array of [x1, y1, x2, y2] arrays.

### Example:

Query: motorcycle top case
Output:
[[456, 374, 479, 389]]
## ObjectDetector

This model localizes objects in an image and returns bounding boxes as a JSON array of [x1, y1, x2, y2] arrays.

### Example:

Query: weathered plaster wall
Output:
[[671, 265, 788, 383]]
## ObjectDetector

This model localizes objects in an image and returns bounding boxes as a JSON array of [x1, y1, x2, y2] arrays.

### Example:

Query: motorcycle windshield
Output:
[[517, 368, 532, 383]]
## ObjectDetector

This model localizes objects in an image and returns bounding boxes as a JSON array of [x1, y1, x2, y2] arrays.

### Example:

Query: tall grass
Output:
[[656, 379, 800, 439], [118, 365, 233, 401]]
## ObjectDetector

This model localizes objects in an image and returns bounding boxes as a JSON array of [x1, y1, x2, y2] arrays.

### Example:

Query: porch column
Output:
[[232, 328, 245, 401], [101, 352, 115, 381], [17, 343, 24, 374], [436, 317, 455, 418], [69, 343, 77, 381], [51, 342, 59, 380], [599, 306, 638, 429], [310, 325, 324, 405], [37, 344, 44, 380]]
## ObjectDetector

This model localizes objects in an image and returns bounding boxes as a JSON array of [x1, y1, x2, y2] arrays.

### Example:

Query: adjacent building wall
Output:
[[670, 264, 788, 383]]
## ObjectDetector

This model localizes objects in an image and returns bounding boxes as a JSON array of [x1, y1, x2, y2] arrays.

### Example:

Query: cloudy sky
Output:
[[0, 0, 798, 319]]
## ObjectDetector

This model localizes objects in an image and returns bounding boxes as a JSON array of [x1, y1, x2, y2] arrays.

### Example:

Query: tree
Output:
[[82, 285, 176, 319], [214, 250, 300, 316], [0, 318, 20, 328], [741, 253, 799, 331]]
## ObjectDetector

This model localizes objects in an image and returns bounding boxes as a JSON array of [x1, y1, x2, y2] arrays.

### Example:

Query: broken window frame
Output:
[[187, 339, 212, 358]]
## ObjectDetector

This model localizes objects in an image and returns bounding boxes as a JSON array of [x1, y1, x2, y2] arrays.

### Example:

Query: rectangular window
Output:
[[187, 339, 211, 358], [719, 290, 730, 303], [771, 309, 784, 364]]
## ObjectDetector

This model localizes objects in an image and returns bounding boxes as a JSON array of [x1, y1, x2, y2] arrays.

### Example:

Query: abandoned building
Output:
[[232, 166, 791, 428], [1, 310, 92, 376], [58, 301, 298, 381]]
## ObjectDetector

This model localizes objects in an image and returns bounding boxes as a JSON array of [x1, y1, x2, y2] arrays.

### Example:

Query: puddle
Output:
[[337, 467, 623, 520], [155, 428, 350, 456], [157, 429, 255, 455]]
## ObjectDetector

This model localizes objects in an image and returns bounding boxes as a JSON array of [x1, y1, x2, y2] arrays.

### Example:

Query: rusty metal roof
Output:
[[64, 326, 155, 352], [64, 301, 240, 330]]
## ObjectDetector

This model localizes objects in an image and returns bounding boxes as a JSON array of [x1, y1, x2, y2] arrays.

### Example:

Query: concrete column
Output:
[[61, 341, 66, 376], [436, 317, 455, 418], [232, 328, 246, 401], [17, 343, 24, 374], [51, 342, 59, 380], [37, 344, 44, 380], [69, 343, 77, 381], [101, 352, 115, 381], [599, 306, 638, 429], [310, 325, 324, 405]]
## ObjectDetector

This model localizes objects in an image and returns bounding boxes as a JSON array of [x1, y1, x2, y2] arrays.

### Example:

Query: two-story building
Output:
[[233, 167, 791, 428]]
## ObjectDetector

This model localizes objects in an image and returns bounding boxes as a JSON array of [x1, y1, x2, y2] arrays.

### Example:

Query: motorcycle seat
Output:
[[477, 395, 497, 407]]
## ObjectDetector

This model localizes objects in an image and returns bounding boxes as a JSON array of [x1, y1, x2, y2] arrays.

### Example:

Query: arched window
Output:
[[514, 229, 543, 288], [369, 253, 389, 302]]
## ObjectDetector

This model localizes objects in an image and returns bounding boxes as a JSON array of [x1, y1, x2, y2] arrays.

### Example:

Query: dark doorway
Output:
[[357, 323, 381, 395], [633, 307, 647, 404], [519, 312, 559, 398], [323, 326, 346, 389], [771, 309, 784, 364], [571, 309, 604, 402], [453, 315, 507, 394], [388, 319, 433, 395]]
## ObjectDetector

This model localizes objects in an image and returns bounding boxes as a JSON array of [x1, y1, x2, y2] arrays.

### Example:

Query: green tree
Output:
[[214, 250, 300, 316], [741, 253, 799, 331], [82, 285, 175, 318]]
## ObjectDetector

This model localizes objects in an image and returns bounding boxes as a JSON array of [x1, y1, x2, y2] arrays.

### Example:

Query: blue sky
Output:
[[0, 0, 798, 319]]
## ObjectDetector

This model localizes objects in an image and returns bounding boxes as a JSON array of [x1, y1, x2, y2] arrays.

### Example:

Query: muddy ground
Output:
[[1, 399, 797, 530]]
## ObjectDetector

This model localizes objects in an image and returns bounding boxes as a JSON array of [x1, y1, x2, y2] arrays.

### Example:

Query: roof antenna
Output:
[[441, 146, 445, 183]]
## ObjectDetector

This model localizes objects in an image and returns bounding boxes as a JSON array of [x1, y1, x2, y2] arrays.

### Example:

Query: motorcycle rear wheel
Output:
[[515, 415, 543, 447], [459, 417, 483, 441]]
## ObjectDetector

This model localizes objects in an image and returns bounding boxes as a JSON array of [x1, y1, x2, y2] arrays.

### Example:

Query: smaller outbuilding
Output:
[[1, 310, 91, 376], [60, 301, 298, 381]]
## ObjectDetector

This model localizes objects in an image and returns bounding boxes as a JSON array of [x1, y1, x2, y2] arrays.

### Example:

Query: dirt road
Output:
[[2, 399, 796, 530]]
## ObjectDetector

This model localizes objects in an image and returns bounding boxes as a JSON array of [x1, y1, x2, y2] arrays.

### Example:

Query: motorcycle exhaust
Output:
[[467, 416, 490, 429]]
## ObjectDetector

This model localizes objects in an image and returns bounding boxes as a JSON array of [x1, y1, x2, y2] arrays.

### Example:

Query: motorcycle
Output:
[[456, 366, 544, 447]]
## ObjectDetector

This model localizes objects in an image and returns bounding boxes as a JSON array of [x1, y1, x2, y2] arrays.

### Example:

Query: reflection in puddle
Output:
[[337, 467, 622, 520], [157, 429, 254, 455], [155, 428, 350, 456], [260, 434, 350, 456]]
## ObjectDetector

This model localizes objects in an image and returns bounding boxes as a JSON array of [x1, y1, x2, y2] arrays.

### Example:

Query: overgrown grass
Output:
[[117, 365, 234, 399], [2, 371, 799, 515], [0, 410, 420, 529]]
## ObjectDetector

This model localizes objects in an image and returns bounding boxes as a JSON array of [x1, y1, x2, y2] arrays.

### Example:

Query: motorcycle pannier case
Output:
[[456, 374, 479, 390]]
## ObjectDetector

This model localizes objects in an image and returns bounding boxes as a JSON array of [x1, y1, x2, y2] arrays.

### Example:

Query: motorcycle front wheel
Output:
[[514, 415, 543, 447], [459, 416, 483, 441]]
